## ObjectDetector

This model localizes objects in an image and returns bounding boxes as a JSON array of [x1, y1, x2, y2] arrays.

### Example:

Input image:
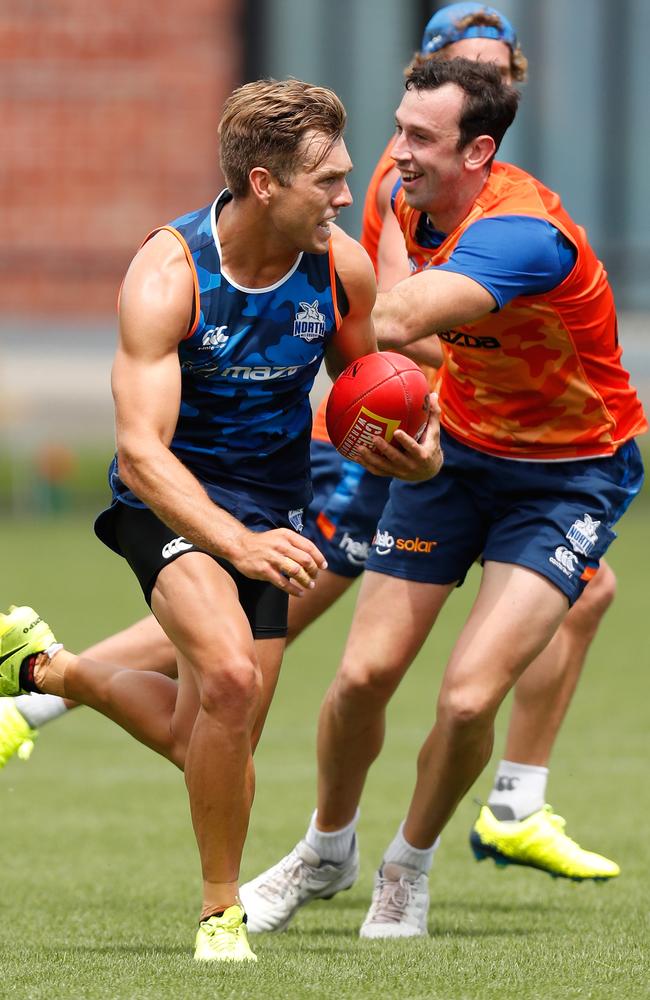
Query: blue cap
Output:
[[421, 3, 517, 55]]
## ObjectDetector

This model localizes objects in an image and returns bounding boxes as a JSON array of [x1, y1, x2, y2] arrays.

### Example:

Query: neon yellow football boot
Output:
[[194, 904, 257, 963], [0, 606, 57, 697], [0, 700, 37, 767], [470, 804, 620, 881]]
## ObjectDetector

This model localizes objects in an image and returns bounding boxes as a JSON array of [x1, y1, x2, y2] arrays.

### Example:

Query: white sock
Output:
[[305, 808, 359, 863], [383, 821, 440, 875], [14, 694, 68, 729], [488, 759, 549, 821]]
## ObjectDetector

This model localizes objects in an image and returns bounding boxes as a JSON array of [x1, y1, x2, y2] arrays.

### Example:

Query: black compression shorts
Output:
[[94, 501, 289, 639]]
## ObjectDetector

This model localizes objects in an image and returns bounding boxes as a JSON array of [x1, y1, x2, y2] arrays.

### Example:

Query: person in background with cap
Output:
[[285, 0, 621, 886]]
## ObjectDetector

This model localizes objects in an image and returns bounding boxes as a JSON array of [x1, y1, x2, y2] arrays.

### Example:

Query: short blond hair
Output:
[[219, 79, 347, 198]]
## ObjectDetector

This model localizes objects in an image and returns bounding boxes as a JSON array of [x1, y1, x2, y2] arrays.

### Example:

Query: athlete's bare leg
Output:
[[40, 644, 188, 765], [312, 563, 568, 845], [60, 615, 176, 710], [290, 548, 616, 810], [286, 569, 354, 644], [314, 572, 453, 831], [152, 554, 287, 917], [505, 561, 616, 766], [402, 563, 568, 847], [34, 552, 286, 918]]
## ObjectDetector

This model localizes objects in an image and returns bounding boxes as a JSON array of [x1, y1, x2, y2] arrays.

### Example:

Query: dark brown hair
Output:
[[405, 57, 520, 155]]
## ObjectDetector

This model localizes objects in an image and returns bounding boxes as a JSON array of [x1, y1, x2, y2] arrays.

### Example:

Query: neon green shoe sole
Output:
[[0, 606, 57, 697], [0, 700, 37, 767], [194, 904, 257, 962], [470, 804, 620, 881]]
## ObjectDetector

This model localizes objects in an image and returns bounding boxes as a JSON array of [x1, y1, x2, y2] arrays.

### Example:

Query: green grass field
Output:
[[0, 500, 648, 999]]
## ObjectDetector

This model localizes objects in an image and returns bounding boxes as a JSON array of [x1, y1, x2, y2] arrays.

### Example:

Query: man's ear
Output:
[[465, 135, 496, 172], [249, 166, 274, 204]]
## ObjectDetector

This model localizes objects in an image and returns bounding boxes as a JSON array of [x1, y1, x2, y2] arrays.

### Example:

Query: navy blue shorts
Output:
[[95, 487, 304, 638], [366, 429, 644, 605], [303, 440, 391, 578]]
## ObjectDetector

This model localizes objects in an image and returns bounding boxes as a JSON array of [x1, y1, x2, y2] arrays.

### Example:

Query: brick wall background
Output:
[[0, 0, 242, 318]]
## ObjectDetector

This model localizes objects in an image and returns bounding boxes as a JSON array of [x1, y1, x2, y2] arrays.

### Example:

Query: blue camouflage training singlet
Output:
[[110, 189, 343, 510]]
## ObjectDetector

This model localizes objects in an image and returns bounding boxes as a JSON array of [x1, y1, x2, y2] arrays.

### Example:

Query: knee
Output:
[[570, 562, 617, 629], [437, 682, 498, 731], [331, 657, 401, 714], [198, 657, 262, 723], [587, 562, 617, 613]]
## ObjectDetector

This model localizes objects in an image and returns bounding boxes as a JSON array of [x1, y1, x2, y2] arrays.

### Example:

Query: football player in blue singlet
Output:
[[0, 78, 441, 963]]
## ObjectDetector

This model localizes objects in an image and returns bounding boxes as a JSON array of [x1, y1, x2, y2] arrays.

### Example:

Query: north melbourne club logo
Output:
[[288, 509, 304, 533], [293, 301, 326, 341], [566, 513, 600, 556]]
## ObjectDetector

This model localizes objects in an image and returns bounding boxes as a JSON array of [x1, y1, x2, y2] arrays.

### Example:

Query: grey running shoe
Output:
[[240, 837, 359, 932], [359, 862, 429, 938]]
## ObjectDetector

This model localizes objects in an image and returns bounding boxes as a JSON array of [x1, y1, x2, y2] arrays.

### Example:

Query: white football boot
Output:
[[359, 862, 429, 938], [240, 837, 359, 932]]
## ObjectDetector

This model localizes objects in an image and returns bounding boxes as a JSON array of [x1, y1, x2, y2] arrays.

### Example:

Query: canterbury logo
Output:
[[495, 776, 519, 792], [549, 545, 579, 577], [200, 326, 229, 350], [162, 537, 193, 559]]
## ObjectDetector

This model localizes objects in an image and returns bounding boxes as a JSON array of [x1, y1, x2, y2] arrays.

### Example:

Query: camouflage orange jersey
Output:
[[394, 160, 648, 459]]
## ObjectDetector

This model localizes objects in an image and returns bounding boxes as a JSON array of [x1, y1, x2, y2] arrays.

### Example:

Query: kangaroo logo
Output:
[[566, 513, 600, 556], [288, 509, 304, 533], [293, 301, 326, 341]]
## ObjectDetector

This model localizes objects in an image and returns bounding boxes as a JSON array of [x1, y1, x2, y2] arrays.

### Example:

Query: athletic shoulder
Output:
[[120, 229, 195, 348]]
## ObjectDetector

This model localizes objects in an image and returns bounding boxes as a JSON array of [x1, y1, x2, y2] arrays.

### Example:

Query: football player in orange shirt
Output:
[[239, 54, 646, 939], [289, 2, 622, 880]]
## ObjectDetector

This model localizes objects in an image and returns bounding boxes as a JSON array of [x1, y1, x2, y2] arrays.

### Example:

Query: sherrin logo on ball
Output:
[[325, 352, 430, 460]]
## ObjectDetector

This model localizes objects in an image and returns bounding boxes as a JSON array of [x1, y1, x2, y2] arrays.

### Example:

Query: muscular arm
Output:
[[114, 231, 325, 593], [114, 231, 249, 559], [374, 268, 496, 349], [374, 213, 573, 349], [323, 225, 377, 380]]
